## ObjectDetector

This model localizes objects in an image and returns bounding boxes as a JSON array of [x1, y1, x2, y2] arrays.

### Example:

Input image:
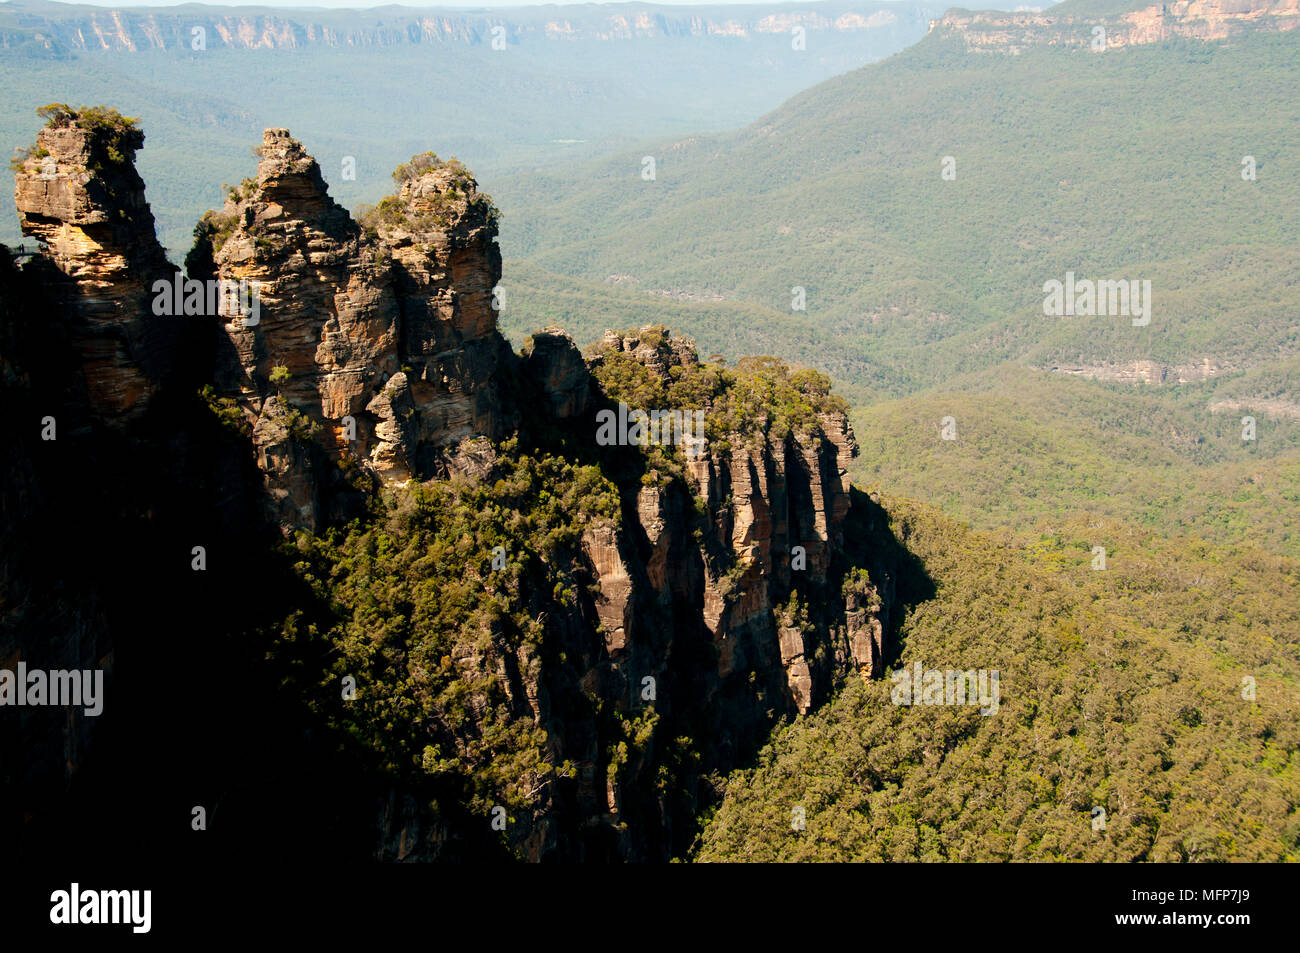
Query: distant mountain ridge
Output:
[[0, 0, 938, 54], [493, 17, 1299, 399], [930, 0, 1299, 52], [486, 8, 1300, 556]]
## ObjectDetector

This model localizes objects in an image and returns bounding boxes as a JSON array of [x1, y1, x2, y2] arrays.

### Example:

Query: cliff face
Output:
[[0, 1, 928, 54], [188, 130, 519, 529], [369, 155, 516, 481], [1052, 357, 1224, 385], [592, 329, 872, 705], [0, 245, 115, 831], [3, 113, 904, 862], [372, 323, 891, 861], [12, 110, 174, 419], [929, 0, 1299, 53]]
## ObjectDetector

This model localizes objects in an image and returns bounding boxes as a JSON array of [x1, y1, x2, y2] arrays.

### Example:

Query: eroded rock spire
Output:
[[194, 129, 516, 528], [13, 104, 174, 419]]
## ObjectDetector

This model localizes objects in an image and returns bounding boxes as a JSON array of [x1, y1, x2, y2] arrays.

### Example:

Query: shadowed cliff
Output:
[[1, 107, 933, 862]]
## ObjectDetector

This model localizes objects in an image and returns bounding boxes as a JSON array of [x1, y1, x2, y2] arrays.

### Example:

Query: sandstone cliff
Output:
[[187, 130, 519, 529], [12, 106, 175, 420], [1051, 356, 1224, 385], [2, 112, 911, 863], [929, 0, 1298, 53], [0, 0, 930, 54], [407, 323, 900, 860]]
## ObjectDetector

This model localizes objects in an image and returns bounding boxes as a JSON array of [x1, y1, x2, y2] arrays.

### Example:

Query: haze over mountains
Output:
[[491, 0, 1300, 554], [496, 0, 1298, 395], [1, 0, 933, 51], [0, 0, 960, 252]]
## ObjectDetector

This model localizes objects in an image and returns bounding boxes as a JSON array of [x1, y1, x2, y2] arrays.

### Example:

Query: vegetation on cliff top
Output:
[[9, 103, 144, 173], [589, 325, 850, 450], [357, 151, 502, 238]]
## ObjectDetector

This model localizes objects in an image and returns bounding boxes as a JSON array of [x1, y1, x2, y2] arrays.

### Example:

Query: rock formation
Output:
[[190, 130, 518, 528], [929, 0, 1299, 53], [3, 112, 905, 863], [1051, 357, 1224, 385], [12, 105, 175, 420], [0, 3, 930, 55]]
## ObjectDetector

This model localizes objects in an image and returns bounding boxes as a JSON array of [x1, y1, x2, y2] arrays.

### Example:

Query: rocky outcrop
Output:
[[193, 130, 517, 528], [0, 232, 281, 866], [13, 107, 175, 419], [4, 115, 904, 864], [586, 328, 871, 705], [0, 245, 111, 832], [368, 154, 517, 479], [199, 128, 399, 525], [363, 323, 889, 861], [487, 325, 890, 858], [928, 0, 1299, 53], [1208, 396, 1300, 420], [1050, 357, 1223, 385], [523, 330, 591, 419]]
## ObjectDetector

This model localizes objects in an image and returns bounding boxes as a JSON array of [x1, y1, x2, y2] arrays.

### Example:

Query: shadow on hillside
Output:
[[842, 486, 937, 673]]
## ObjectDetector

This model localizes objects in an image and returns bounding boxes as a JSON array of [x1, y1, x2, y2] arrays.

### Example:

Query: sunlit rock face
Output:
[[198, 130, 517, 529], [6, 118, 890, 863], [14, 113, 174, 419]]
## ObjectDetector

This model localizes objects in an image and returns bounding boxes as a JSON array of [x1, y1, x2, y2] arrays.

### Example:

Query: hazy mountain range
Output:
[[0, 0, 962, 252]]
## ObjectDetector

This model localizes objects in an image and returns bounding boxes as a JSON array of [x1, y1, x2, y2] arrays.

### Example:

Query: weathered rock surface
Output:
[[4, 119, 903, 864], [196, 130, 518, 528], [523, 329, 590, 419], [0, 5, 927, 54], [13, 112, 174, 419], [587, 328, 871, 713], [366, 324, 892, 860], [370, 154, 517, 478], [1051, 357, 1223, 385]]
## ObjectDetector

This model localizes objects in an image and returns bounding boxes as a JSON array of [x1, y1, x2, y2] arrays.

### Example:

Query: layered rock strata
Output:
[[5, 116, 899, 863], [189, 131, 518, 528], [929, 0, 1299, 53], [13, 109, 174, 419]]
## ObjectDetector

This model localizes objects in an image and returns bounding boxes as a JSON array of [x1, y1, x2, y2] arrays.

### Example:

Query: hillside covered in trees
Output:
[[699, 496, 1300, 861]]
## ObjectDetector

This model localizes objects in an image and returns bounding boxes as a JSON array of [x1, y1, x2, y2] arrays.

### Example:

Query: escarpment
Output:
[[0, 4, 932, 55], [588, 328, 873, 701], [929, 0, 1298, 53], [2, 111, 913, 863]]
